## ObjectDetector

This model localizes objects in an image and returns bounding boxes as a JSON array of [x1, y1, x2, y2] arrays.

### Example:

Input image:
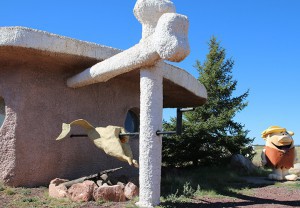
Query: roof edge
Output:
[[0, 26, 121, 61], [163, 63, 207, 100], [0, 26, 207, 102]]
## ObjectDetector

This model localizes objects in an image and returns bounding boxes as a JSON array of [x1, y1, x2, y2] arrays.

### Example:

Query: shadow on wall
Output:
[[0, 97, 5, 126]]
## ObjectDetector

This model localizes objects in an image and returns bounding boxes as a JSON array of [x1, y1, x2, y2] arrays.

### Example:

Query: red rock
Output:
[[68, 180, 96, 202], [124, 182, 139, 199], [117, 181, 125, 190], [48, 178, 68, 199], [93, 184, 126, 202]]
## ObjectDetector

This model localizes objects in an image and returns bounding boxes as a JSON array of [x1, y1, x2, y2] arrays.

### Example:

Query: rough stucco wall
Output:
[[0, 51, 140, 187], [138, 65, 163, 207], [0, 65, 19, 184]]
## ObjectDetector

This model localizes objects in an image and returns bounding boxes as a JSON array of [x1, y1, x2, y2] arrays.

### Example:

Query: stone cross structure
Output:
[[67, 0, 190, 207]]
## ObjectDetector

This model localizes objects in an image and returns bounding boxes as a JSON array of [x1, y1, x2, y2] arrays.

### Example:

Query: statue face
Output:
[[266, 131, 294, 150]]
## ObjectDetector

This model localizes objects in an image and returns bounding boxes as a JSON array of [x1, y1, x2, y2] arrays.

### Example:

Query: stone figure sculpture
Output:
[[261, 126, 298, 180], [56, 119, 138, 167]]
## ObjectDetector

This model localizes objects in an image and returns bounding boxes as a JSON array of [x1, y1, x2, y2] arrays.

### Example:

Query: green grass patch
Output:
[[159, 145, 299, 205], [4, 187, 16, 195], [0, 184, 5, 192], [161, 166, 249, 201], [274, 181, 300, 189], [0, 181, 80, 208]]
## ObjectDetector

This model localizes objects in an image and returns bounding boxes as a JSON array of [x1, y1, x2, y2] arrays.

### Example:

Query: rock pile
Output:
[[230, 154, 258, 174], [49, 174, 139, 202]]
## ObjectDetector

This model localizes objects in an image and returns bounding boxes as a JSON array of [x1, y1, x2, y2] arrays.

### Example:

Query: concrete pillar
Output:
[[64, 1, 190, 207], [137, 64, 163, 207]]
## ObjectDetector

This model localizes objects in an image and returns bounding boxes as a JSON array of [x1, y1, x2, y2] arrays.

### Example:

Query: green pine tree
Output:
[[162, 37, 254, 167]]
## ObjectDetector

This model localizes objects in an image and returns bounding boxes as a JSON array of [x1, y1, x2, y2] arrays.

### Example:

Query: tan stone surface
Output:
[[93, 184, 126, 202], [68, 180, 96, 202], [124, 182, 139, 200], [48, 178, 69, 199], [0, 45, 139, 187]]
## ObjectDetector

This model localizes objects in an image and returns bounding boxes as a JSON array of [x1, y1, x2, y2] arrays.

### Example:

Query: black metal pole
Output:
[[156, 130, 176, 136], [70, 134, 88, 138], [119, 132, 140, 137], [69, 107, 195, 138], [176, 108, 183, 135], [70, 132, 140, 138]]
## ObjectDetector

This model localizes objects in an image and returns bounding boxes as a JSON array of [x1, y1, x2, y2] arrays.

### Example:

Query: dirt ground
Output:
[[192, 186, 300, 208], [0, 185, 300, 208]]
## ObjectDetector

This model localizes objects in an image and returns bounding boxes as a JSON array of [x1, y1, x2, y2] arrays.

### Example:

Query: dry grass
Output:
[[0, 182, 138, 208]]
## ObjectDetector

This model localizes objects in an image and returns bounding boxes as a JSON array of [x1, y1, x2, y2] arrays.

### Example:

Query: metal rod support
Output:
[[70, 134, 88, 138], [156, 130, 176, 136], [70, 132, 140, 138], [176, 107, 195, 135], [70, 131, 177, 138], [176, 108, 183, 135], [119, 132, 140, 137], [69, 107, 194, 138]]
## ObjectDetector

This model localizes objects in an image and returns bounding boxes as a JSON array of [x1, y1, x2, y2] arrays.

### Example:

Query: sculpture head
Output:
[[134, 0, 176, 26], [154, 13, 190, 62], [134, 0, 176, 39], [262, 126, 295, 150], [134, 0, 190, 62]]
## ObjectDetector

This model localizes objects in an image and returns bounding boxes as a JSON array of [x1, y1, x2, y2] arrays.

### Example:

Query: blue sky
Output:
[[1, 0, 300, 145]]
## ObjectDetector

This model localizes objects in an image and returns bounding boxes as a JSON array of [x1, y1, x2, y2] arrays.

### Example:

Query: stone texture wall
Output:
[[0, 48, 140, 187]]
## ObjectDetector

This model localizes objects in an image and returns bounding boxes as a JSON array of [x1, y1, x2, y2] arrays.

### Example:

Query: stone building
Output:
[[0, 26, 207, 187]]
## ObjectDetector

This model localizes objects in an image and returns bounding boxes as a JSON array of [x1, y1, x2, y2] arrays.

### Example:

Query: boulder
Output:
[[48, 178, 68, 199], [124, 182, 139, 199], [117, 182, 125, 190], [289, 163, 300, 176], [93, 184, 126, 202], [68, 180, 96, 202], [230, 154, 257, 174], [96, 180, 103, 187], [99, 173, 115, 185], [100, 174, 108, 181]]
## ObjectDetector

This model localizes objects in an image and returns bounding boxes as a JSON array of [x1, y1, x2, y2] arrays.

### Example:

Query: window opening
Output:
[[0, 97, 5, 127], [125, 109, 139, 133]]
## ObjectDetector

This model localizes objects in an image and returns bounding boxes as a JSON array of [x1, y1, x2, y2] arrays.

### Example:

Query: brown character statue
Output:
[[261, 126, 297, 180]]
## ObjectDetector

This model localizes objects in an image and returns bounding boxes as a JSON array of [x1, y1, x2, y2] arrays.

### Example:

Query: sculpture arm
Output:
[[261, 148, 267, 166]]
